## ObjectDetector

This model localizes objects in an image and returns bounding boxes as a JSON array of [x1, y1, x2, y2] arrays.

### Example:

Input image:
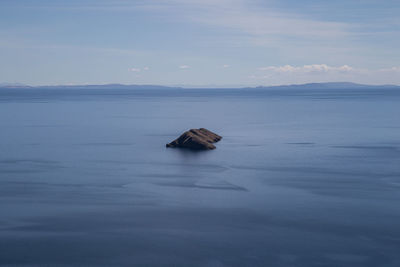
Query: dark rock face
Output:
[[166, 128, 222, 150]]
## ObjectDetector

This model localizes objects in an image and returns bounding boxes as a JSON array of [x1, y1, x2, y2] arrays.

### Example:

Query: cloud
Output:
[[379, 66, 400, 72], [150, 0, 349, 43], [130, 68, 141, 72], [222, 64, 230, 68], [130, 66, 150, 72], [61, 0, 349, 48], [179, 65, 190, 69], [258, 64, 355, 73]]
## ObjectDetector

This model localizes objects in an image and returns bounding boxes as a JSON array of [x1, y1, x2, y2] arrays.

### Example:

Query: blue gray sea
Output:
[[0, 87, 399, 266]]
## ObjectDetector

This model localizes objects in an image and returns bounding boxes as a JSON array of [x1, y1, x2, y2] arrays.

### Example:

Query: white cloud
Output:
[[28, 1, 349, 42], [222, 64, 230, 68], [258, 64, 355, 73], [130, 66, 150, 72], [379, 66, 400, 72], [179, 65, 190, 69], [151, 0, 349, 42]]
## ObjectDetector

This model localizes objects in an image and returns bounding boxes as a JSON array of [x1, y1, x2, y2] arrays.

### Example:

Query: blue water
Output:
[[0, 88, 399, 267]]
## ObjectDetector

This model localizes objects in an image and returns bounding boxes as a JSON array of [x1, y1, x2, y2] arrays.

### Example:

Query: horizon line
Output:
[[1, 81, 400, 89]]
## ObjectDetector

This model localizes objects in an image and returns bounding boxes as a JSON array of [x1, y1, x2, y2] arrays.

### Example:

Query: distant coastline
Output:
[[1, 82, 399, 90]]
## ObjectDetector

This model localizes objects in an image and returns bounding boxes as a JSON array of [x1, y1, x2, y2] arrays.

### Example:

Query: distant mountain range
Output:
[[0, 83, 175, 90], [0, 82, 399, 90], [0, 82, 32, 88], [252, 82, 400, 90]]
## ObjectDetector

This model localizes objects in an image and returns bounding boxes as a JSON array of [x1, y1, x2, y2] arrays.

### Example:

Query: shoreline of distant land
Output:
[[1, 82, 399, 90]]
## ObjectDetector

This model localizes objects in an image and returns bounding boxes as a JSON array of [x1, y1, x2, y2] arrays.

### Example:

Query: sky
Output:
[[0, 0, 399, 86]]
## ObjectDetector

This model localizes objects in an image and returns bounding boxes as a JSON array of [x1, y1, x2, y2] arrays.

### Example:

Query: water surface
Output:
[[0, 88, 399, 266]]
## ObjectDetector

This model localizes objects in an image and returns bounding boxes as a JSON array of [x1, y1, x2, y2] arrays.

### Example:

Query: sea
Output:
[[0, 87, 399, 267]]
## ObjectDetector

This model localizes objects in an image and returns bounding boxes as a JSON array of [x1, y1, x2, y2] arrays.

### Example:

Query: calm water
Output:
[[0, 88, 399, 267]]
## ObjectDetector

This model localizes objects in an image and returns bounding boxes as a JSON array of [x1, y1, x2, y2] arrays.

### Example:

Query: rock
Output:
[[166, 128, 222, 150]]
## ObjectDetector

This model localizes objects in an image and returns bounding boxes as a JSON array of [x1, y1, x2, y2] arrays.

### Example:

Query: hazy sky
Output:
[[0, 0, 399, 86]]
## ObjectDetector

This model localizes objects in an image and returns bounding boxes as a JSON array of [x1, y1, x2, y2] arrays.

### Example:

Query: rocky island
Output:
[[166, 128, 222, 150]]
